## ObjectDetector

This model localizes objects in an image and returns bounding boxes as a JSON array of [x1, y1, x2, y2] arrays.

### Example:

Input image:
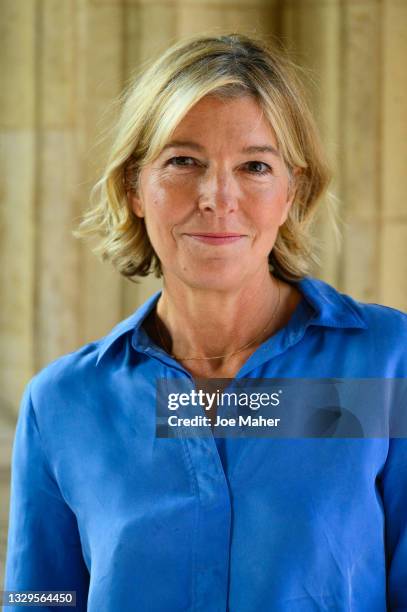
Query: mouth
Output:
[[184, 232, 246, 245]]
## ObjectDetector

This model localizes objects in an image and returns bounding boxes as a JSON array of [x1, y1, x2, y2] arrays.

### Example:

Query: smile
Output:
[[184, 233, 246, 245]]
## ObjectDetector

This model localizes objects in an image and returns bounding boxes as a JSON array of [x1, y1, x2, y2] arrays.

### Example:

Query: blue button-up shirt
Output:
[[3, 277, 407, 611]]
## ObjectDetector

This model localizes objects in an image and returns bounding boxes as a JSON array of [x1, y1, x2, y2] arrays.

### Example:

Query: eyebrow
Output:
[[161, 140, 280, 158]]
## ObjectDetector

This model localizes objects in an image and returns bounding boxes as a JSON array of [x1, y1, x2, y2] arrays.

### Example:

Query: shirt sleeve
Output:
[[3, 382, 90, 612], [380, 437, 407, 610]]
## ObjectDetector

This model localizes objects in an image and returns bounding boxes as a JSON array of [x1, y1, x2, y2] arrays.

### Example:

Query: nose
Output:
[[197, 167, 239, 216]]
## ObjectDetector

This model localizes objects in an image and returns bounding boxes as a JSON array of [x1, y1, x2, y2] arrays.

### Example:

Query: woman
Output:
[[4, 32, 407, 611]]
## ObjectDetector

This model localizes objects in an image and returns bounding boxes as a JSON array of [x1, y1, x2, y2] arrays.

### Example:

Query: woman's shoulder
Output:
[[28, 306, 146, 403], [357, 300, 407, 326], [300, 278, 407, 364], [341, 289, 407, 334], [33, 292, 161, 384], [303, 276, 407, 329], [28, 339, 105, 404], [350, 297, 407, 363]]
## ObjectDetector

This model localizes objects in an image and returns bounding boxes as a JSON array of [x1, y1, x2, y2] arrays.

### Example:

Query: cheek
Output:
[[145, 174, 196, 213], [152, 171, 199, 195], [254, 185, 289, 222], [248, 187, 289, 250], [142, 185, 174, 230], [141, 186, 188, 250]]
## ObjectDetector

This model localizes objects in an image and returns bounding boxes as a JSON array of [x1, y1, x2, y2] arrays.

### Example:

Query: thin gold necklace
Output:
[[154, 279, 281, 361]]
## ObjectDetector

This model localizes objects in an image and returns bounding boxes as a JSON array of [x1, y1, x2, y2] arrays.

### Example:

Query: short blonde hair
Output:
[[74, 31, 332, 281]]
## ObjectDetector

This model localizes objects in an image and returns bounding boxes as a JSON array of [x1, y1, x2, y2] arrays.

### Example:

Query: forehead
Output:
[[167, 94, 279, 149]]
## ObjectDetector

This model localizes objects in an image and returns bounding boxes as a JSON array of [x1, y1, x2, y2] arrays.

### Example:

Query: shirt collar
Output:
[[95, 291, 161, 366], [95, 276, 367, 366]]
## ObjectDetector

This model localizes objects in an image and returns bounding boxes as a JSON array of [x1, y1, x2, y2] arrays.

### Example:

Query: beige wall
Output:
[[1, 0, 406, 578]]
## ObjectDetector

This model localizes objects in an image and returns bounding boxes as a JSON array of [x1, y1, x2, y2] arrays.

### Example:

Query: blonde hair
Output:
[[74, 31, 333, 281]]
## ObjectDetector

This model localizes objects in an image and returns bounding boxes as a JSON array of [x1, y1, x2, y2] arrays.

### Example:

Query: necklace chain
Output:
[[154, 278, 281, 361]]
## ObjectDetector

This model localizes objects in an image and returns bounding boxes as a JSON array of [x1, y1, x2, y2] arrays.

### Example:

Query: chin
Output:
[[176, 259, 249, 291]]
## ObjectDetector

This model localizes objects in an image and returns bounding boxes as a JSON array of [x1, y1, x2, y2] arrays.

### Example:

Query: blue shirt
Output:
[[3, 277, 407, 611]]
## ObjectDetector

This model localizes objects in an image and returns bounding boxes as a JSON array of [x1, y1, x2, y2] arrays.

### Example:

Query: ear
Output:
[[128, 189, 144, 218], [124, 159, 144, 217], [279, 201, 292, 227]]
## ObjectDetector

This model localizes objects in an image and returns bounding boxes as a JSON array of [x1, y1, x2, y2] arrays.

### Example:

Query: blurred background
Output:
[[1, 0, 406, 578]]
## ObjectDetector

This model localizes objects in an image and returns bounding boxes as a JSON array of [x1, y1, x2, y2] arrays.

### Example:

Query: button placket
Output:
[[182, 434, 232, 612], [157, 367, 233, 611]]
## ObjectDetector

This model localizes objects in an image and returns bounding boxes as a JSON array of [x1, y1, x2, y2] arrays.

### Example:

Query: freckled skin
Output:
[[130, 95, 296, 293]]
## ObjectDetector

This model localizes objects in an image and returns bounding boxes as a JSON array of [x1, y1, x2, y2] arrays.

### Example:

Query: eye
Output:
[[244, 161, 272, 175], [166, 156, 197, 168]]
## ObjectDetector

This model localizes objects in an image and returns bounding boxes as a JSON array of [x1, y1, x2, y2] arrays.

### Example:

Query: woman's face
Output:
[[130, 94, 297, 291]]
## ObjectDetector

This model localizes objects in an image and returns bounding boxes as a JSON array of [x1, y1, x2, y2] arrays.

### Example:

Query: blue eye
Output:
[[166, 156, 196, 167], [245, 161, 272, 175], [165, 157, 271, 174]]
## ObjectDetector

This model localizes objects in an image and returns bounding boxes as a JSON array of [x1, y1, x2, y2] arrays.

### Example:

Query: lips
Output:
[[184, 232, 246, 245], [188, 232, 243, 238]]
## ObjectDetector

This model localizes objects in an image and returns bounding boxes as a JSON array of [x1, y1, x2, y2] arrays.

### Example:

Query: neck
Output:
[[155, 268, 290, 377]]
